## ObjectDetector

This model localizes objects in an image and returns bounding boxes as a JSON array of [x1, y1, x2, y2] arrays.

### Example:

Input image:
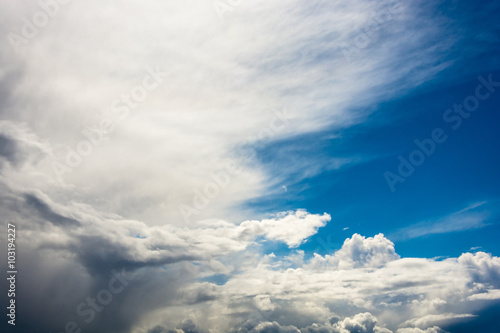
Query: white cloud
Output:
[[0, 130, 498, 331], [0, 0, 456, 225], [467, 289, 500, 301], [2, 178, 500, 332], [396, 328, 446, 333], [459, 251, 500, 288], [401, 313, 476, 329], [237, 210, 331, 247], [390, 202, 491, 241], [307, 233, 399, 270]]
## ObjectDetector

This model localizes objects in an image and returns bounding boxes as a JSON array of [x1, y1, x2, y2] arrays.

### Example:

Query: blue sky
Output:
[[250, 68, 500, 259], [242, 2, 500, 260]]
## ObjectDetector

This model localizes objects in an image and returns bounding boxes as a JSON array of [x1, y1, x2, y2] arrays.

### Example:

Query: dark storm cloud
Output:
[[23, 193, 80, 227], [68, 233, 200, 276], [0, 54, 24, 119], [0, 160, 331, 333], [0, 134, 19, 165]]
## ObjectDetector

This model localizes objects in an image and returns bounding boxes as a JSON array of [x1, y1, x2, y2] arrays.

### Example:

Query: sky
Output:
[[0, 0, 500, 332]]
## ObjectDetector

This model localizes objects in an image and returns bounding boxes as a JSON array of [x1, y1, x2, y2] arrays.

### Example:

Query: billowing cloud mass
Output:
[[1, 0, 499, 332], [1, 139, 500, 332], [0, 0, 457, 225]]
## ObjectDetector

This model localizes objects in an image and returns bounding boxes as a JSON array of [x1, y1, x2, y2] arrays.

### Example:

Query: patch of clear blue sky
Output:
[[241, 0, 500, 259], [250, 69, 500, 259]]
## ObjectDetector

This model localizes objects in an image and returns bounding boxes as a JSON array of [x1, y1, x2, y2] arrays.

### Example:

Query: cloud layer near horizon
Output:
[[1, 177, 500, 332], [0, 127, 499, 332]]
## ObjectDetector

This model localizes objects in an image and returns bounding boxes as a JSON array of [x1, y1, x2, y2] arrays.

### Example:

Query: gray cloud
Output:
[[23, 192, 80, 227], [0, 134, 18, 165]]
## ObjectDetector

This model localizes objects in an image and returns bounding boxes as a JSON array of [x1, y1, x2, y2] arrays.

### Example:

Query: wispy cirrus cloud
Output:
[[389, 202, 496, 241]]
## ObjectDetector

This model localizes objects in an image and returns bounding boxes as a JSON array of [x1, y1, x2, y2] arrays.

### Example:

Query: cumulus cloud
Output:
[[237, 210, 331, 247], [226, 313, 393, 333], [307, 233, 399, 270], [301, 312, 393, 333], [2, 180, 500, 332], [1, 150, 499, 333], [129, 236, 498, 332], [0, 128, 498, 331], [459, 251, 500, 288], [396, 328, 446, 333], [249, 321, 301, 333]]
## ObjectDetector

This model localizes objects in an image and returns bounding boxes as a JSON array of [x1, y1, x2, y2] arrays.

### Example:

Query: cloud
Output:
[[133, 237, 496, 332], [237, 210, 330, 247], [1, 1, 499, 333], [0, 0, 461, 225], [396, 328, 446, 333], [147, 319, 208, 333], [458, 251, 500, 288], [250, 321, 301, 333], [0, 130, 498, 332], [467, 289, 500, 301], [307, 233, 399, 270], [229, 313, 393, 333], [389, 202, 494, 241], [401, 313, 476, 329], [2, 180, 500, 332], [0, 120, 49, 171]]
